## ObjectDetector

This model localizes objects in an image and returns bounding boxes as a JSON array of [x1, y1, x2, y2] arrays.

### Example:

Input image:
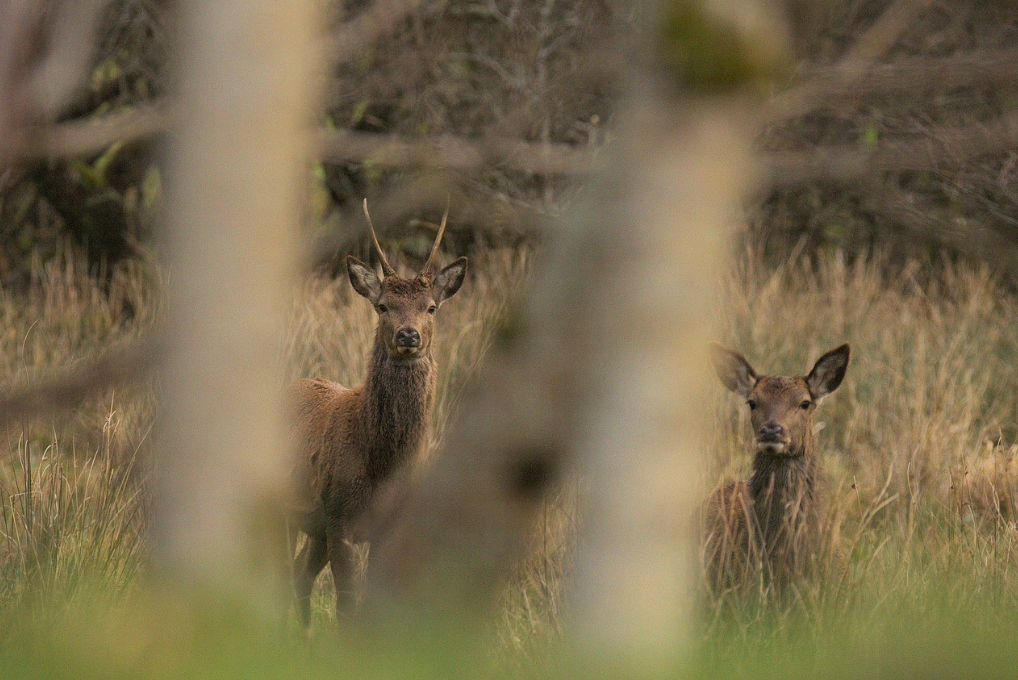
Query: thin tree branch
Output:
[[0, 105, 164, 163], [878, 190, 1018, 270], [306, 172, 545, 268], [45, 105, 165, 156], [778, 47, 1018, 110], [768, 0, 936, 123], [4, 105, 598, 176], [316, 127, 601, 175], [0, 0, 49, 164], [9, 105, 1018, 203], [0, 335, 159, 429], [0, 0, 114, 166], [324, 0, 430, 66], [9, 38, 1018, 181], [762, 112, 1018, 187], [28, 0, 110, 120]]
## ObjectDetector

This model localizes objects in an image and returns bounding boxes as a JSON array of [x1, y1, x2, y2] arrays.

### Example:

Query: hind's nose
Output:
[[758, 421, 784, 441], [395, 328, 421, 348]]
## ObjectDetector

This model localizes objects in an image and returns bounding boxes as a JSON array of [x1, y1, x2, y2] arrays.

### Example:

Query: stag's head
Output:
[[347, 201, 467, 361], [710, 344, 850, 456]]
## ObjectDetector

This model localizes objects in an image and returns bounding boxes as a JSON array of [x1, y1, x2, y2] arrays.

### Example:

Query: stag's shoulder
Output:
[[290, 378, 365, 451], [289, 379, 363, 506], [290, 377, 345, 409]]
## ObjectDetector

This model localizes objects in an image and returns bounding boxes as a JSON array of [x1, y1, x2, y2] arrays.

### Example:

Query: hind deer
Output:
[[704, 343, 850, 594], [289, 201, 467, 626]]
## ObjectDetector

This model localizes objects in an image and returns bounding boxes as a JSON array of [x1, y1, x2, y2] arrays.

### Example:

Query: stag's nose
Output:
[[395, 328, 421, 348], [758, 421, 784, 441]]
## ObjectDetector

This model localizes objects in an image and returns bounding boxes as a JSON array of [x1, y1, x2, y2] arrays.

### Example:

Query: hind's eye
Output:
[[427, 305, 437, 314], [800, 400, 811, 410], [747, 399, 757, 410], [377, 304, 387, 313]]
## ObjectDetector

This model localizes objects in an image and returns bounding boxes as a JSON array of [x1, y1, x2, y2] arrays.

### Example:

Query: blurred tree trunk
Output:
[[150, 0, 319, 609], [365, 0, 788, 663]]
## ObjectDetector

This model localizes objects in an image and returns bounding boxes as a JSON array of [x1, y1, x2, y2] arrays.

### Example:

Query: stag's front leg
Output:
[[293, 532, 328, 628], [327, 524, 357, 620]]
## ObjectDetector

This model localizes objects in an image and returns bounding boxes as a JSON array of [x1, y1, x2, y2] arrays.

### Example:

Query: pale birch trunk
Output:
[[365, 0, 788, 662], [567, 85, 762, 668], [151, 0, 319, 606]]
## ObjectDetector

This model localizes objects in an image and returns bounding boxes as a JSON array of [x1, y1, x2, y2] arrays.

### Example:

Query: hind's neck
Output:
[[748, 449, 818, 549]]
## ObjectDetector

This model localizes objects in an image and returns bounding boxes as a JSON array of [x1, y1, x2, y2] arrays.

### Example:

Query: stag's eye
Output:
[[377, 304, 387, 313], [800, 400, 811, 410], [427, 304, 437, 314], [747, 399, 757, 410]]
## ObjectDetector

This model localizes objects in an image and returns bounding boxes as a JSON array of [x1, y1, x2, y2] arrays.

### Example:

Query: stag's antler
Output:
[[363, 198, 395, 278], [419, 199, 449, 279]]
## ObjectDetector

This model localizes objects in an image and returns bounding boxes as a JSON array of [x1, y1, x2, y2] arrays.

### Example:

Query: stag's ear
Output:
[[709, 344, 757, 398], [806, 343, 850, 399], [347, 256, 382, 303], [433, 257, 467, 305]]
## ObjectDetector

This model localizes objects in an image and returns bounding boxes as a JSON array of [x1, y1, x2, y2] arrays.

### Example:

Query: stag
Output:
[[704, 343, 850, 593], [289, 201, 467, 625]]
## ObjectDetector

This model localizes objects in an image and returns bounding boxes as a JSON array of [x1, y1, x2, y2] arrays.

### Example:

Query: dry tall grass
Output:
[[0, 250, 155, 621], [4, 244, 1018, 668]]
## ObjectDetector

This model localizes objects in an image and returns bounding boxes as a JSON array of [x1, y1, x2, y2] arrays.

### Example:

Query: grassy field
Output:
[[3, 244, 1018, 675]]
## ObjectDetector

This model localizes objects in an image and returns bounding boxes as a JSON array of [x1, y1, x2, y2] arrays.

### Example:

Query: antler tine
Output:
[[420, 198, 449, 278], [363, 198, 395, 278]]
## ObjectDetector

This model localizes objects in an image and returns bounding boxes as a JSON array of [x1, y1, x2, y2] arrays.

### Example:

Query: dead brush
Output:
[[954, 442, 1018, 526]]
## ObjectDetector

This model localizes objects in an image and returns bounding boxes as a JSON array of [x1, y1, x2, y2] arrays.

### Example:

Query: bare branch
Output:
[[785, 48, 1018, 107], [0, 0, 48, 161], [878, 190, 1018, 269], [28, 0, 110, 119], [0, 335, 159, 428], [324, 0, 429, 65], [768, 0, 936, 122], [12, 42, 1017, 172], [0, 0, 114, 165], [762, 112, 1018, 187], [305, 173, 545, 268], [316, 127, 599, 175], [5, 104, 596, 178], [43, 105, 164, 157]]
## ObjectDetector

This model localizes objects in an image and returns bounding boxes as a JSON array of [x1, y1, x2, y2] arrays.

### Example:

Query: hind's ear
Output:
[[347, 256, 382, 303], [433, 257, 467, 305], [806, 344, 850, 399], [709, 344, 757, 398]]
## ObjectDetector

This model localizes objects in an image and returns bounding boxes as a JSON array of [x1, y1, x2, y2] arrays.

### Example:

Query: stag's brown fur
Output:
[[703, 344, 849, 594], [289, 204, 466, 626]]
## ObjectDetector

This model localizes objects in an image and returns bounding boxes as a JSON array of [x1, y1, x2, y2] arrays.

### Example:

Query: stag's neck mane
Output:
[[357, 330, 436, 482]]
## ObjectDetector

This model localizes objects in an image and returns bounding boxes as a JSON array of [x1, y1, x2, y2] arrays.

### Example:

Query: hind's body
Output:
[[704, 344, 850, 593]]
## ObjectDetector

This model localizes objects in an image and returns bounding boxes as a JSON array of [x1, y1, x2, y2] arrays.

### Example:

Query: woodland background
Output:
[[5, 0, 1018, 280], [3, 0, 1018, 678]]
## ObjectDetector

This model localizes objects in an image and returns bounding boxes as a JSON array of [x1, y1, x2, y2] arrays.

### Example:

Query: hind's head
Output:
[[710, 344, 850, 456]]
